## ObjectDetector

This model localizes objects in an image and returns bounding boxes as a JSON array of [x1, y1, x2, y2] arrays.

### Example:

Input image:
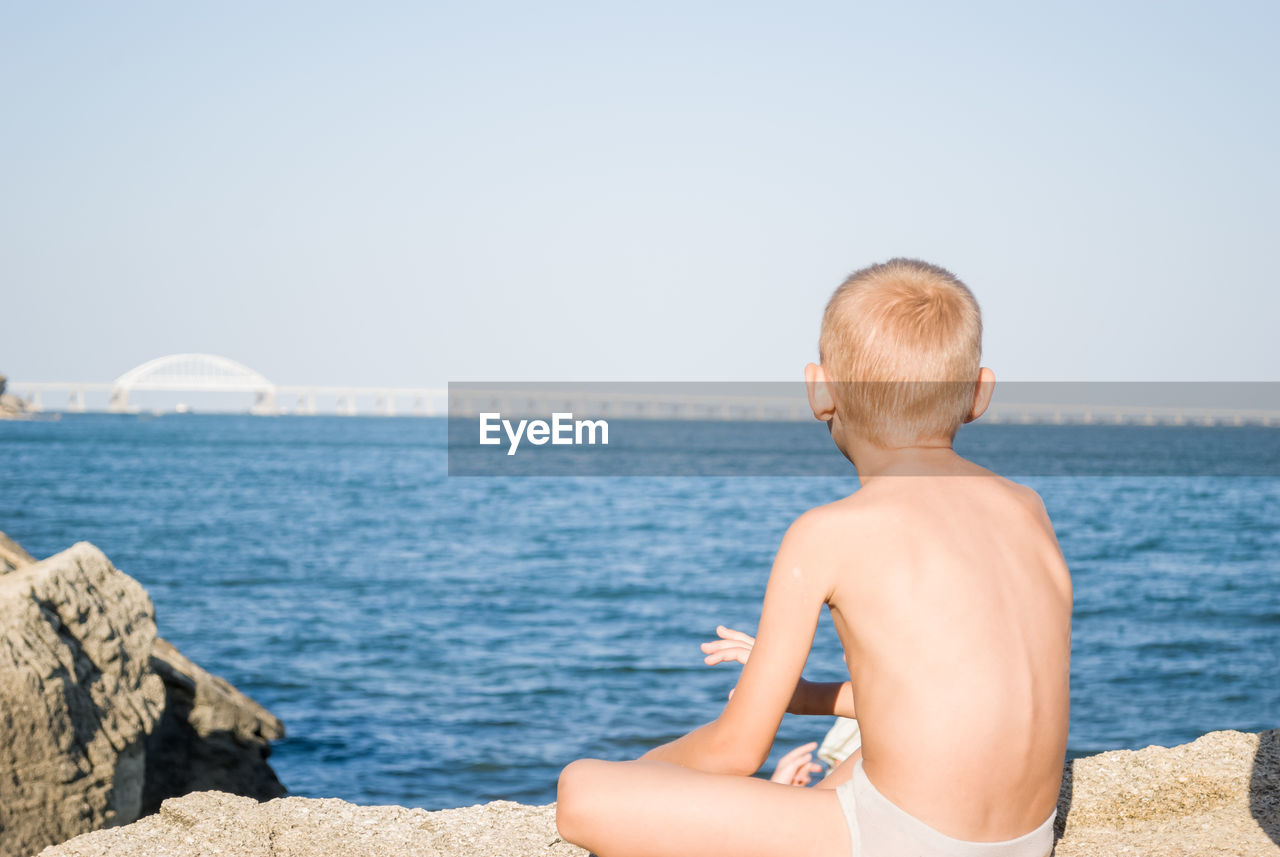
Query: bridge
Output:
[[446, 386, 1279, 427], [10, 353, 446, 417], [7, 355, 1278, 425]]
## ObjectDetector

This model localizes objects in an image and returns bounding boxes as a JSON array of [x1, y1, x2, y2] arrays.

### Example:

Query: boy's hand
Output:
[[700, 625, 756, 666], [701, 625, 814, 712], [769, 741, 824, 787]]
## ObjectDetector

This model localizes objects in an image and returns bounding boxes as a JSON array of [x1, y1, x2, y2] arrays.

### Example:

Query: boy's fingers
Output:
[[702, 646, 750, 663], [797, 759, 824, 785], [715, 625, 751, 640], [778, 743, 817, 764], [716, 626, 755, 644], [701, 640, 748, 654]]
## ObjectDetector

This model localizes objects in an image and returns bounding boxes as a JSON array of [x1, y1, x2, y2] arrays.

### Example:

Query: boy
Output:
[[556, 259, 1072, 857]]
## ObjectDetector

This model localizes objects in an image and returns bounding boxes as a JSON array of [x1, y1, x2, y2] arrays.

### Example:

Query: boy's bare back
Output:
[[816, 457, 1071, 840], [557, 260, 1071, 857]]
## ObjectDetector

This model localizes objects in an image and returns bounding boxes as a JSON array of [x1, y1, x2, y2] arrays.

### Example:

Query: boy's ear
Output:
[[804, 363, 836, 422], [964, 367, 996, 423]]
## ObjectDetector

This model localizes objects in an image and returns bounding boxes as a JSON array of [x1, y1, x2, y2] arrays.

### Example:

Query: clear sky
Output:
[[2, 2, 1276, 386]]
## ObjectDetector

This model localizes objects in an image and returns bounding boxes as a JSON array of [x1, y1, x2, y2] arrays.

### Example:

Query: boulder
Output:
[[35, 729, 1280, 857], [0, 536, 285, 857], [1055, 728, 1279, 855], [35, 793, 580, 857], [0, 542, 166, 856], [143, 637, 285, 814], [0, 373, 31, 420], [0, 529, 35, 572]]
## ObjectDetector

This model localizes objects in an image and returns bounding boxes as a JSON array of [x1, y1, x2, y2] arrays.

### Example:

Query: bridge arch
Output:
[[110, 353, 277, 413]]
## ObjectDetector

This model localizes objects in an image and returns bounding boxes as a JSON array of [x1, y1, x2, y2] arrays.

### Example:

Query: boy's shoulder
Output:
[[779, 493, 879, 556], [787, 474, 1052, 543], [777, 478, 1061, 599]]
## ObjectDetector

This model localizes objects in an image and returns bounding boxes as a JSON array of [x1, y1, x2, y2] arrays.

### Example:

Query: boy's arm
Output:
[[640, 511, 835, 776], [790, 678, 856, 718], [701, 632, 856, 719]]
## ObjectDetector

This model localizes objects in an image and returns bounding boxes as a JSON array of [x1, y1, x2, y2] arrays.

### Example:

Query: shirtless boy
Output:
[[556, 258, 1072, 857]]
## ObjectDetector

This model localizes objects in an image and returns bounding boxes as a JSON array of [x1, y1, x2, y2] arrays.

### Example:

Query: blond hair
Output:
[[818, 258, 982, 446]]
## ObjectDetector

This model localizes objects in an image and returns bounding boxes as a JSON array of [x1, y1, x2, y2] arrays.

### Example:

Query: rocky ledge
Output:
[[0, 535, 285, 857], [0, 373, 33, 420], [34, 729, 1280, 857]]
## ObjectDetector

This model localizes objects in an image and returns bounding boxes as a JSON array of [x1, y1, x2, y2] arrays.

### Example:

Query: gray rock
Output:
[[0, 529, 35, 573], [0, 393, 32, 419], [35, 792, 581, 857], [0, 372, 34, 419], [1054, 728, 1280, 856], [0, 542, 167, 857], [0, 537, 287, 857], [143, 637, 286, 814], [36, 729, 1280, 857]]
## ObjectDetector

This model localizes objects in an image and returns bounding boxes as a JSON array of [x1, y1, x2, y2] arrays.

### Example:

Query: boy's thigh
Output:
[[814, 749, 863, 791], [557, 758, 850, 857]]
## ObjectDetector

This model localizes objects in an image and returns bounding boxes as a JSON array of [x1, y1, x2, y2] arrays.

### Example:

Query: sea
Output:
[[1, 414, 1277, 809]]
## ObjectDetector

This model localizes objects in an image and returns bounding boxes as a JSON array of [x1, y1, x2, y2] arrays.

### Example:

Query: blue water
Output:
[[1, 414, 1277, 809]]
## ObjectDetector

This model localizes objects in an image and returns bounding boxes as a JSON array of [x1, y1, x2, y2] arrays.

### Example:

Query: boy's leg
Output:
[[557, 758, 851, 857], [814, 747, 863, 791]]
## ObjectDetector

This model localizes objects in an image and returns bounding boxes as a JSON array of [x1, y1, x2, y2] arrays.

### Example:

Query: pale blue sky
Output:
[[2, 1, 1276, 386]]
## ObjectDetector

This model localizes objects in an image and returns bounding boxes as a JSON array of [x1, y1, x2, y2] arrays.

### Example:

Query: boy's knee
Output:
[[555, 758, 606, 843]]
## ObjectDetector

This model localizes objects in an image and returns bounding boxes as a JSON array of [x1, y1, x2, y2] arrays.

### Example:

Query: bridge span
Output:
[[11, 353, 446, 417], [8, 355, 1278, 425]]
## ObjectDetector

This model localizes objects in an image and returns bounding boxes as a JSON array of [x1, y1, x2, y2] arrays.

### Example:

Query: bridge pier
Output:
[[250, 390, 279, 416], [109, 387, 131, 413]]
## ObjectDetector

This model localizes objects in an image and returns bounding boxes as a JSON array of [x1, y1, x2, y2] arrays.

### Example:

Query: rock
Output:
[[0, 528, 36, 572], [1055, 728, 1279, 856], [0, 373, 32, 420], [35, 792, 582, 857], [35, 730, 1280, 857], [0, 393, 32, 419], [0, 536, 286, 857], [0, 542, 167, 857], [143, 637, 286, 814]]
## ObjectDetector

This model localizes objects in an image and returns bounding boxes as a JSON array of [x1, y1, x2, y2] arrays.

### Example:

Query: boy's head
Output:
[[807, 258, 991, 449]]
